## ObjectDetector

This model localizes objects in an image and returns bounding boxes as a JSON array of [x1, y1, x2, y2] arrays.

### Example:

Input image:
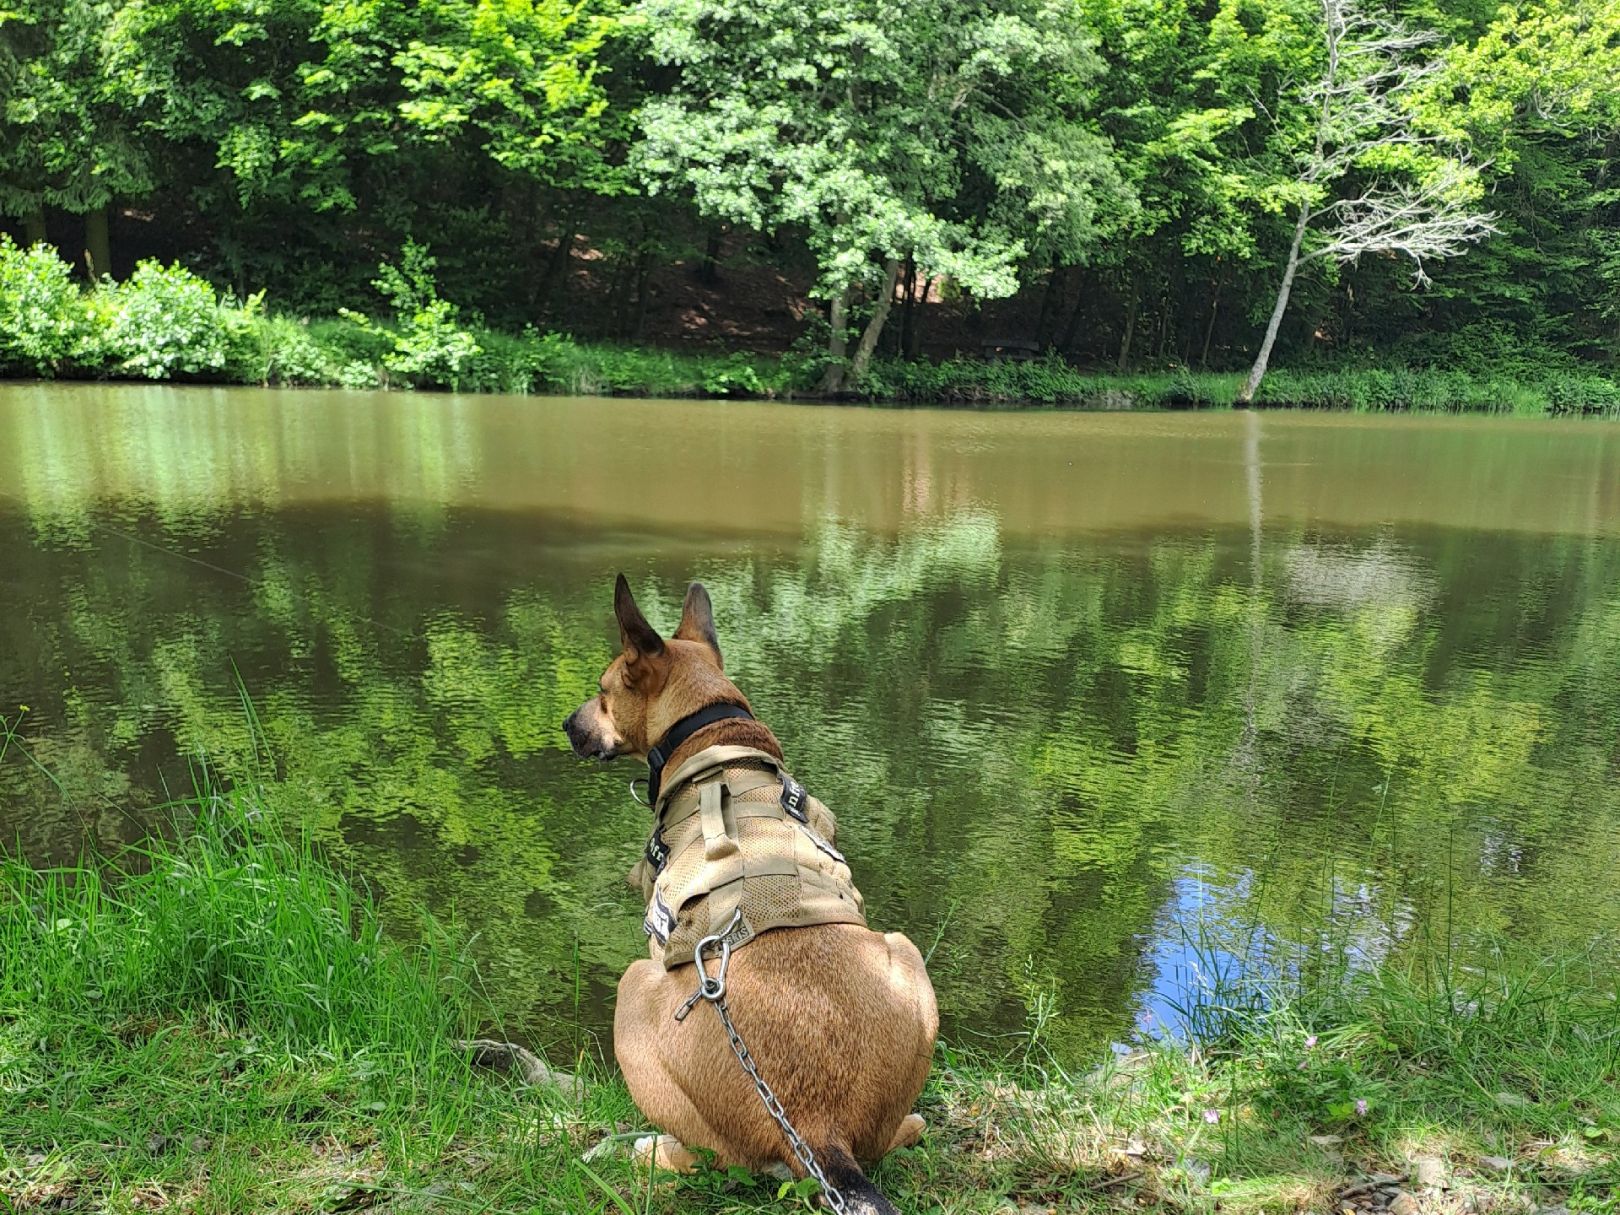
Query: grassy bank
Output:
[[2, 777, 1616, 1214], [5, 238, 1619, 415]]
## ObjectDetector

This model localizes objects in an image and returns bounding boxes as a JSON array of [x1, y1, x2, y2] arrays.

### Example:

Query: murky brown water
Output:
[[4, 383, 1619, 1061]]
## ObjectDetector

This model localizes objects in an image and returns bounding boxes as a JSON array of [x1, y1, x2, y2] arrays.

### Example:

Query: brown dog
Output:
[[564, 576, 937, 1214]]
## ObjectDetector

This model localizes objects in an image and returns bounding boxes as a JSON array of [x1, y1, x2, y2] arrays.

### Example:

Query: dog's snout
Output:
[[563, 705, 616, 761]]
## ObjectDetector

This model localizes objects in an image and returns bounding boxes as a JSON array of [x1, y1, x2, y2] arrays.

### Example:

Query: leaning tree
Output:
[[1237, 0, 1497, 404]]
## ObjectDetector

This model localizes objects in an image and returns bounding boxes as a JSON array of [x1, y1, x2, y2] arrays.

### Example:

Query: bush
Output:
[[225, 314, 340, 386], [1547, 374, 1620, 416], [343, 242, 480, 390], [461, 326, 579, 394], [266, 320, 341, 386], [700, 351, 766, 397], [0, 236, 92, 376], [95, 260, 236, 379]]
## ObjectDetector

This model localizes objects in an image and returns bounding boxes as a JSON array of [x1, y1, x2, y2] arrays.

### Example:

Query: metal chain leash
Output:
[[673, 911, 849, 1215]]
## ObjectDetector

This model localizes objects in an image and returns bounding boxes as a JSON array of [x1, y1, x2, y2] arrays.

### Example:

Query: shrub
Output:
[[462, 326, 579, 394], [1547, 374, 1620, 416], [269, 322, 341, 386], [344, 242, 480, 389], [0, 236, 92, 376], [97, 260, 235, 379], [219, 298, 346, 387], [336, 359, 385, 390], [700, 352, 766, 397]]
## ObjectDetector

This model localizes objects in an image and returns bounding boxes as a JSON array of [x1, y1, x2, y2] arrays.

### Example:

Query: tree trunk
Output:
[[606, 257, 633, 337], [84, 204, 111, 279], [1035, 256, 1064, 348], [906, 274, 931, 360], [629, 249, 654, 341], [538, 230, 576, 320], [23, 206, 47, 247], [1237, 205, 1311, 405], [698, 228, 723, 285], [817, 286, 854, 395], [848, 258, 901, 385], [1057, 269, 1088, 354], [1199, 273, 1223, 369], [1116, 287, 1139, 371], [899, 258, 917, 359]]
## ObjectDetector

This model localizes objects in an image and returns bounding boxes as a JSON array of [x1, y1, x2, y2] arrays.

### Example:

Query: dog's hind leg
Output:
[[614, 960, 740, 1164], [883, 1113, 925, 1156]]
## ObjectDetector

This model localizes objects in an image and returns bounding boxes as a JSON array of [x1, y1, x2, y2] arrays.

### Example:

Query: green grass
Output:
[[857, 357, 1620, 416], [2, 774, 1617, 1213]]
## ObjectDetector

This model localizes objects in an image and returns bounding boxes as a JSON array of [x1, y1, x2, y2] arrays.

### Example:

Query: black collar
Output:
[[646, 702, 755, 806]]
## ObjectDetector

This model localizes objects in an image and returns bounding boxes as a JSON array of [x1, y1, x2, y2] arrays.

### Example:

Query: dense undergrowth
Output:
[[1, 739, 1616, 1214], [4, 236, 1620, 415]]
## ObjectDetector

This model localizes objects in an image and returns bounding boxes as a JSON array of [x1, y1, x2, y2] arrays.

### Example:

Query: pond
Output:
[[3, 383, 1620, 1064]]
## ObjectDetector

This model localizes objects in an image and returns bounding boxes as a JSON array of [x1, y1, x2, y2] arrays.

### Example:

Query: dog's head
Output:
[[562, 574, 737, 762]]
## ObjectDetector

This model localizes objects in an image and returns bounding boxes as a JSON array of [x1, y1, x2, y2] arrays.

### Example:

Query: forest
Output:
[[1, 0, 1618, 399]]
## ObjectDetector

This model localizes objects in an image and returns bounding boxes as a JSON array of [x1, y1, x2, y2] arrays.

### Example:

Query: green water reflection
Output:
[[3, 384, 1619, 1063]]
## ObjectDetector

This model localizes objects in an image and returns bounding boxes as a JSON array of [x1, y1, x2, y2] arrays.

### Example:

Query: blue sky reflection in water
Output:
[[2, 385, 1619, 1063]]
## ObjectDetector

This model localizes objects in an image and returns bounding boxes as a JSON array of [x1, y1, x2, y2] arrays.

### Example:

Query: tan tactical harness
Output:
[[633, 744, 867, 970]]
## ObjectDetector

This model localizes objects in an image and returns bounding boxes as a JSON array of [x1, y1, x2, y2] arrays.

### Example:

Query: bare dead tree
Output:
[[1236, 0, 1498, 404]]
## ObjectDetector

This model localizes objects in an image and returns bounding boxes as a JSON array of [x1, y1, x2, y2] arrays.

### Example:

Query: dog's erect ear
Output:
[[614, 574, 664, 660], [674, 581, 721, 666]]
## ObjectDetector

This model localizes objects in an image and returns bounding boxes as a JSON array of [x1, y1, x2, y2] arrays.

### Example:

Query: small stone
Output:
[[1412, 1155, 1447, 1188], [1389, 1191, 1420, 1215], [1493, 1091, 1531, 1108], [1477, 1155, 1512, 1173]]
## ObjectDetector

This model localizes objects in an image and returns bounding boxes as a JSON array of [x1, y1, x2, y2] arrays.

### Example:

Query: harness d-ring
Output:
[[628, 776, 651, 807], [673, 909, 741, 1021]]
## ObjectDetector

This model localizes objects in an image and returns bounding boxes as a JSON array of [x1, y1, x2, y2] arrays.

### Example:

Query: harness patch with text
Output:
[[780, 773, 810, 822], [644, 888, 675, 946], [644, 824, 670, 873]]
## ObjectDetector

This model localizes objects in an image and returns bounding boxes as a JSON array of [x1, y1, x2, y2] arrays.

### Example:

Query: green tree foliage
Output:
[[0, 0, 148, 271], [635, 0, 1128, 388], [1405, 0, 1620, 363], [1, 0, 1616, 384]]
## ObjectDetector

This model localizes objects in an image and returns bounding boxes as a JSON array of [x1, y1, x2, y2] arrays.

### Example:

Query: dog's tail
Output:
[[813, 1144, 899, 1215]]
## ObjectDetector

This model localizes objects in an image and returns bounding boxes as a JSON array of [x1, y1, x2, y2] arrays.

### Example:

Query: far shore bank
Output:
[[7, 347, 1620, 418], [5, 239, 1618, 418]]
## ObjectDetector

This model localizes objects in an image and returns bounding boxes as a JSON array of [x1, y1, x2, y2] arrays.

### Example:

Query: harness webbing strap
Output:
[[699, 780, 740, 861]]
